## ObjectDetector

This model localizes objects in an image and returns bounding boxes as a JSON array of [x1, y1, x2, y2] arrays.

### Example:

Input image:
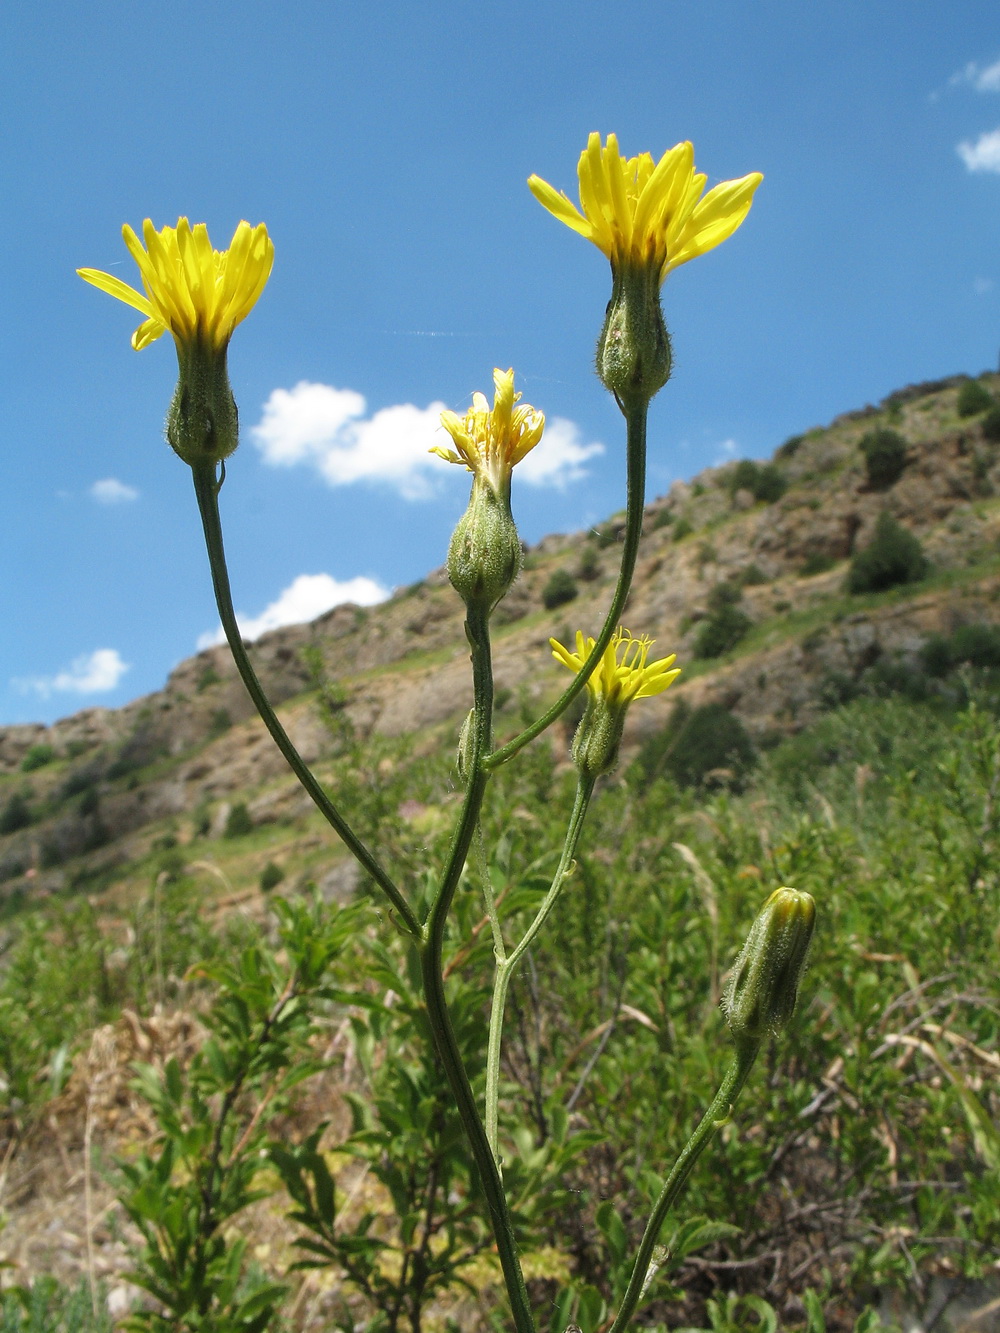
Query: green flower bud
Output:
[[167, 343, 240, 466], [596, 262, 672, 410], [446, 477, 522, 614], [723, 888, 816, 1044], [571, 693, 626, 781], [456, 708, 475, 781]]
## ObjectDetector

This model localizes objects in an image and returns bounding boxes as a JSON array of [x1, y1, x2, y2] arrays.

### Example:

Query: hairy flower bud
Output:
[[446, 478, 523, 613], [596, 262, 672, 409], [723, 888, 816, 1044], [167, 343, 240, 465]]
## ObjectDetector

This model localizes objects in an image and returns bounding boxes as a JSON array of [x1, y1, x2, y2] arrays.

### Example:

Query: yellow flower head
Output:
[[551, 627, 681, 710], [78, 217, 274, 353], [529, 133, 762, 283], [432, 368, 545, 495]]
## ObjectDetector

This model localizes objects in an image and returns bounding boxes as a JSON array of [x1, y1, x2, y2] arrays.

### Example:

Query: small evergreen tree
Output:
[[847, 512, 928, 594]]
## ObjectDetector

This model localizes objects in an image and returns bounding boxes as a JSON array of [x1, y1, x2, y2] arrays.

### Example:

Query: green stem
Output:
[[485, 400, 648, 770], [485, 777, 594, 1160], [420, 602, 536, 1333], [190, 461, 420, 940], [606, 1039, 761, 1333]]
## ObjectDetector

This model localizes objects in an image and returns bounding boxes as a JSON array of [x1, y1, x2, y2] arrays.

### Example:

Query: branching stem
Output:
[[190, 461, 420, 939]]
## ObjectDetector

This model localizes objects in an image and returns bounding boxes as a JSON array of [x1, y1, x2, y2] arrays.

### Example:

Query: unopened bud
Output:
[[596, 262, 672, 410], [456, 709, 475, 781], [723, 888, 816, 1044]]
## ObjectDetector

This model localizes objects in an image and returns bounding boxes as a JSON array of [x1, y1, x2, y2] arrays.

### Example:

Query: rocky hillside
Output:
[[3, 370, 1000, 898]]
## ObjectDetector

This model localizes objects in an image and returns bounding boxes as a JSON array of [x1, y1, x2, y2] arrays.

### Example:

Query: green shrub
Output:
[[0, 1276, 112, 1332], [208, 707, 233, 737], [777, 433, 804, 458], [847, 512, 928, 594], [260, 861, 285, 892], [695, 583, 752, 658], [672, 516, 693, 541], [20, 744, 54, 773], [982, 405, 1000, 443], [729, 459, 787, 503], [921, 623, 1000, 677], [651, 508, 673, 531], [957, 379, 994, 417], [542, 569, 578, 610], [859, 427, 908, 489], [801, 551, 836, 577], [635, 702, 757, 790], [196, 665, 222, 691], [576, 547, 602, 582], [224, 802, 254, 838], [740, 563, 768, 586], [0, 792, 33, 836]]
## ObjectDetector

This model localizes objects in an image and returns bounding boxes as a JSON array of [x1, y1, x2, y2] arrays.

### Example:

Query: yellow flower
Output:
[[529, 133, 762, 282], [432, 368, 545, 495], [78, 218, 273, 353], [551, 628, 681, 708]]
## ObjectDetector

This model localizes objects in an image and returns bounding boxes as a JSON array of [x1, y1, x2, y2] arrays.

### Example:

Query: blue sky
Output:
[[3, 1, 1000, 725]]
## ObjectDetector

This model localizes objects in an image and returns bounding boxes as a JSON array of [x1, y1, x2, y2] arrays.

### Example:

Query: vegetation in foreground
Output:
[[0, 674, 997, 1332]]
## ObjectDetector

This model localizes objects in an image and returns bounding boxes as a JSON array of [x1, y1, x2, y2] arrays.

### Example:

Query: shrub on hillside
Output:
[[847, 512, 928, 594], [729, 459, 787, 503], [694, 582, 752, 658], [542, 569, 578, 610], [982, 405, 1000, 443], [21, 744, 54, 773], [0, 791, 33, 836], [634, 701, 757, 791], [921, 623, 1000, 677], [957, 379, 994, 418], [859, 428, 908, 489], [224, 802, 254, 838]]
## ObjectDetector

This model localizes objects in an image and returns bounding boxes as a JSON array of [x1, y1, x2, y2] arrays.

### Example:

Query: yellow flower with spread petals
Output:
[[432, 368, 545, 498], [78, 218, 273, 353], [529, 133, 762, 283], [551, 627, 681, 706], [551, 627, 681, 778]]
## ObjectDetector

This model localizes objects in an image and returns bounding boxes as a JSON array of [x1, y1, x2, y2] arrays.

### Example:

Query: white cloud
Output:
[[251, 381, 604, 496], [714, 438, 739, 464], [957, 127, 1000, 173], [954, 59, 1000, 92], [197, 572, 391, 650], [90, 478, 139, 504], [14, 648, 130, 698], [516, 416, 604, 488], [251, 381, 448, 500]]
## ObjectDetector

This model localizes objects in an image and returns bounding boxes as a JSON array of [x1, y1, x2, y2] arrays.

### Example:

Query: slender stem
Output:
[[485, 400, 648, 770], [190, 461, 420, 939], [485, 777, 594, 1159], [476, 820, 508, 965], [419, 603, 536, 1333], [606, 1039, 761, 1333]]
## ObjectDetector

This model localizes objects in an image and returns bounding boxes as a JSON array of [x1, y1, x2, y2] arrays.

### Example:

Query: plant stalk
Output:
[[485, 776, 594, 1160], [485, 399, 648, 770], [420, 602, 536, 1333], [190, 461, 420, 939], [606, 1039, 760, 1333]]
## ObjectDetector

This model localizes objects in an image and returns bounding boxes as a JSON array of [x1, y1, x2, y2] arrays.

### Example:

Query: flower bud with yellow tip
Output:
[[723, 888, 816, 1047]]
